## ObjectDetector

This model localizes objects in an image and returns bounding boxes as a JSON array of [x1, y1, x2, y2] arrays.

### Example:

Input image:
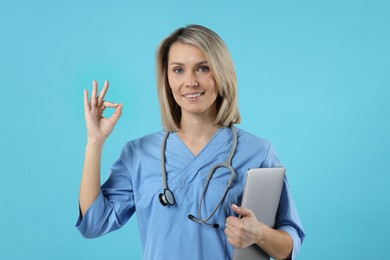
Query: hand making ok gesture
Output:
[[83, 80, 123, 143]]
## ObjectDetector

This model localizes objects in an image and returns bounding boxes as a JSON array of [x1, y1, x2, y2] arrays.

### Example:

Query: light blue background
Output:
[[1, 0, 389, 259]]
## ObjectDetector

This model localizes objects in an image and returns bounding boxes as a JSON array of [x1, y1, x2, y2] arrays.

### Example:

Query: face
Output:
[[167, 42, 218, 120]]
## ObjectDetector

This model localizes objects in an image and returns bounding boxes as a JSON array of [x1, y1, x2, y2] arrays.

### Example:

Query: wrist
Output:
[[256, 222, 270, 246], [86, 138, 106, 148]]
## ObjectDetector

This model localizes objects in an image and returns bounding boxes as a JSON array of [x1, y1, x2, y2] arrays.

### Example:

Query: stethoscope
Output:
[[159, 126, 237, 228]]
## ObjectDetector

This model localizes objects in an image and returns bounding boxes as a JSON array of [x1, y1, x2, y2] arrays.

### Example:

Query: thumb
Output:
[[232, 204, 253, 217], [109, 103, 123, 125]]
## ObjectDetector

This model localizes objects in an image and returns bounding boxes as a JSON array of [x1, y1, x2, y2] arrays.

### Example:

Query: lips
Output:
[[183, 92, 204, 100]]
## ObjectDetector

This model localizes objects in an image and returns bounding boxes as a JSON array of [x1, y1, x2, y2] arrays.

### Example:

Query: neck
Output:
[[176, 114, 220, 156], [179, 117, 219, 141], [178, 102, 219, 137]]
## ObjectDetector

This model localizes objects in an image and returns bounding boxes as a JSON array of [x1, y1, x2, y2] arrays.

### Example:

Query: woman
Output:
[[77, 24, 304, 259]]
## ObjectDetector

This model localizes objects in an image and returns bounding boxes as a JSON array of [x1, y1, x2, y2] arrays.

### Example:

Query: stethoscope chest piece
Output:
[[159, 188, 175, 206]]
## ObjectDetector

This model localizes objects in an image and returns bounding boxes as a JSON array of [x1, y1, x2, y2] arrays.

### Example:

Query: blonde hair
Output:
[[156, 24, 241, 131]]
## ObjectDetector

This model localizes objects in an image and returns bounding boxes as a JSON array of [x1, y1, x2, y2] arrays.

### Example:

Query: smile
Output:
[[183, 92, 204, 100]]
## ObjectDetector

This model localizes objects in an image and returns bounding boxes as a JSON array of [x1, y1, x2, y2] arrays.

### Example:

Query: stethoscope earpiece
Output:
[[159, 188, 175, 206]]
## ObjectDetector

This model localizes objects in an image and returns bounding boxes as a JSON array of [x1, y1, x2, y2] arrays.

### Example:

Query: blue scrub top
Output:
[[76, 127, 305, 259]]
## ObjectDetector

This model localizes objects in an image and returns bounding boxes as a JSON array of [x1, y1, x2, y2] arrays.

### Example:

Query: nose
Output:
[[185, 72, 199, 88]]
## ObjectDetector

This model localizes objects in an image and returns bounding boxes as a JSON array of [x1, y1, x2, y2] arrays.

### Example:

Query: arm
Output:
[[225, 204, 292, 260], [79, 80, 122, 217], [226, 143, 304, 258]]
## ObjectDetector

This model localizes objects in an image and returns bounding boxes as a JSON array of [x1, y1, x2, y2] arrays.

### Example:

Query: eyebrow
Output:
[[169, 61, 208, 66]]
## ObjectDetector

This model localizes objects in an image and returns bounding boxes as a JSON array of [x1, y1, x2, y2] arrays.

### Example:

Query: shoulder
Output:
[[235, 127, 281, 166], [120, 131, 165, 157], [127, 131, 165, 147], [235, 127, 272, 148]]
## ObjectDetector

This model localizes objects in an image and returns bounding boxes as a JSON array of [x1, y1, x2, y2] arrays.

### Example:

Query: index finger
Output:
[[97, 80, 109, 107], [225, 216, 241, 227]]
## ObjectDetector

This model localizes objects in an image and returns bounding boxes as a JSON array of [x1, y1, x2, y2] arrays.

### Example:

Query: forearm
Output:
[[256, 225, 293, 260], [79, 140, 105, 217]]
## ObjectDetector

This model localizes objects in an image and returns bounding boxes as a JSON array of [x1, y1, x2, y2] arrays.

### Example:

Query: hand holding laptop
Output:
[[230, 167, 288, 260], [225, 204, 268, 249]]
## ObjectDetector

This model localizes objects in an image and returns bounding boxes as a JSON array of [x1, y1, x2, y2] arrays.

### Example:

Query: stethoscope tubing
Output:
[[160, 126, 237, 227]]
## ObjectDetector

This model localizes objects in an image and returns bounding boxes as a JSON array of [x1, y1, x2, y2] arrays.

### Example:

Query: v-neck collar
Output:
[[164, 127, 234, 187], [172, 127, 223, 158]]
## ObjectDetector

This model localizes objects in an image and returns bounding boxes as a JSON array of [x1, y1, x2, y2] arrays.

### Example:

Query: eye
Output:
[[173, 67, 184, 74], [197, 65, 210, 72]]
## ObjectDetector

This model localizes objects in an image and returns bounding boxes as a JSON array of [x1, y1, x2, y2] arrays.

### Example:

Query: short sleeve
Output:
[[76, 144, 136, 238], [275, 177, 305, 259], [260, 143, 282, 168], [262, 143, 305, 259]]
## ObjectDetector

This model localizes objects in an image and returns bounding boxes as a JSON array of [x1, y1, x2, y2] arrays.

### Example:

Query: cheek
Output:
[[167, 75, 173, 89], [167, 79, 181, 102], [167, 73, 180, 89], [203, 74, 216, 90], [209, 78, 218, 95]]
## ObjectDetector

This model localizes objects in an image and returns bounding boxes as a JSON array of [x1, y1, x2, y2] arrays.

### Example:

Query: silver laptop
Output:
[[232, 167, 285, 260]]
